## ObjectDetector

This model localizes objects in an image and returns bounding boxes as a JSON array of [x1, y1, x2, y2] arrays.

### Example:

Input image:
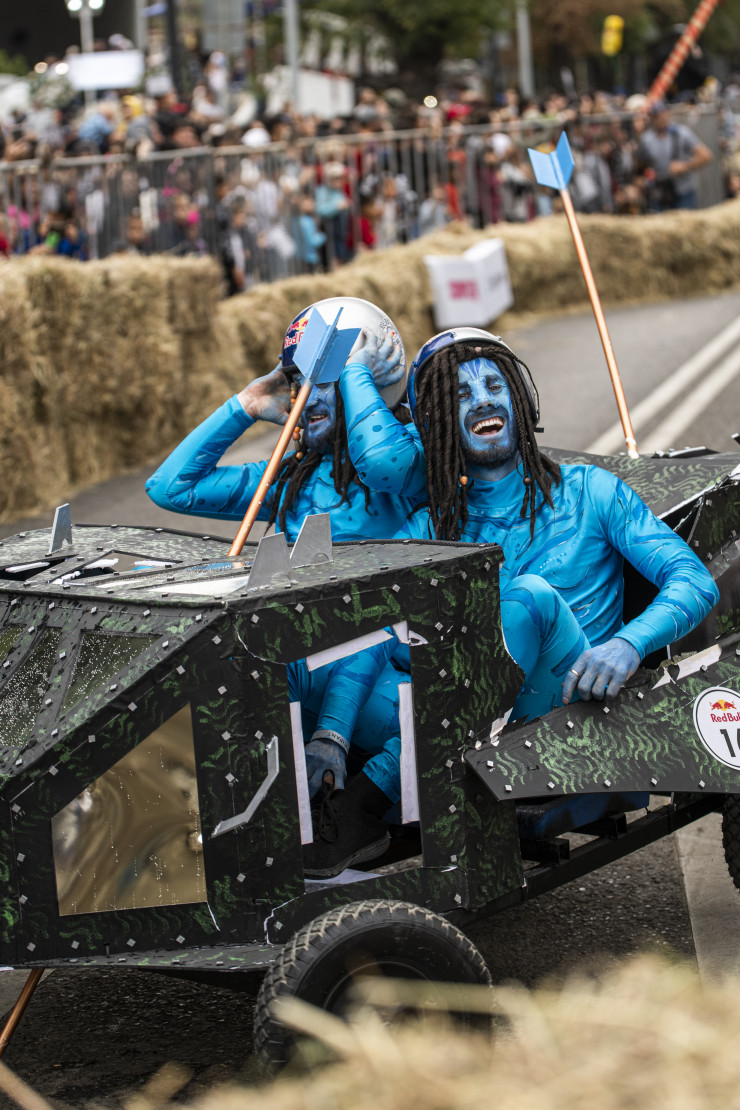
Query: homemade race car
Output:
[[0, 442, 738, 1065]]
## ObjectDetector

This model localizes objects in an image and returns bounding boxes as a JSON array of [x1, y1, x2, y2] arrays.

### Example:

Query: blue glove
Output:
[[304, 733, 348, 799], [562, 637, 641, 704]]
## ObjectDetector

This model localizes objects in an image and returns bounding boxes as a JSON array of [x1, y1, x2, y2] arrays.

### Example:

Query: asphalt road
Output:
[[2, 289, 740, 1107]]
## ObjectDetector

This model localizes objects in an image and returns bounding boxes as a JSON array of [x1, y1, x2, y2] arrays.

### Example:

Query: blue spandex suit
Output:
[[145, 395, 417, 541], [333, 359, 719, 799], [145, 393, 416, 798]]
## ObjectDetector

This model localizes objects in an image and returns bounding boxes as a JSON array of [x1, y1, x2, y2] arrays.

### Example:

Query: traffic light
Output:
[[602, 14, 624, 56]]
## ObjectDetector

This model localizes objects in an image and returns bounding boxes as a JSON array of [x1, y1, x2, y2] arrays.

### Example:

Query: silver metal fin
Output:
[[47, 504, 73, 556], [290, 513, 333, 569], [248, 531, 291, 589], [211, 737, 280, 838]]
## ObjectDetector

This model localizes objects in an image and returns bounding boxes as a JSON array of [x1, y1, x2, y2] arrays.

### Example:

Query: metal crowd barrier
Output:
[[0, 106, 726, 277]]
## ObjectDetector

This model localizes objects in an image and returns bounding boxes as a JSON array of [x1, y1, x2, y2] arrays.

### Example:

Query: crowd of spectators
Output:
[[1, 35, 739, 289]]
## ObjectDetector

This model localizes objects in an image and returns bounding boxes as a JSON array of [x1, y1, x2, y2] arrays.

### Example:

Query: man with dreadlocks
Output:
[[298, 326, 720, 877], [146, 297, 418, 876], [145, 297, 413, 540], [336, 326, 718, 712]]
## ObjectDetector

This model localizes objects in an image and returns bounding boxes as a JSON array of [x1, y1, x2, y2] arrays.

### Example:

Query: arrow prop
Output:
[[646, 0, 721, 105], [228, 308, 360, 556], [528, 132, 638, 458]]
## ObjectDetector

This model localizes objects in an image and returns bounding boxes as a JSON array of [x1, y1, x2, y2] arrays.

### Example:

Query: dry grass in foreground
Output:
[[167, 954, 739, 1110]]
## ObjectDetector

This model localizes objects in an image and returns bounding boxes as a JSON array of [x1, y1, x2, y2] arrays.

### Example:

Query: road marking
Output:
[[675, 815, 740, 980], [587, 313, 740, 456]]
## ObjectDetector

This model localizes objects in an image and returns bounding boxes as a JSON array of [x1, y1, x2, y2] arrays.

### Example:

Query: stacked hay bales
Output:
[[2, 199, 740, 522]]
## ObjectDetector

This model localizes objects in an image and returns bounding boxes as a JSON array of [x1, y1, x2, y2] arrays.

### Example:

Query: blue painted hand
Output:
[[237, 365, 292, 426], [562, 637, 641, 704], [304, 736, 347, 799], [345, 328, 403, 389]]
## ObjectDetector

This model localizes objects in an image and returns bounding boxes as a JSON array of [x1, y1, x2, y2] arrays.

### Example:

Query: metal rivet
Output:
[[16, 853, 24, 863], [603, 706, 610, 714], [218, 685, 227, 695], [566, 721, 574, 730], [26, 943, 36, 952], [255, 730, 263, 740], [548, 781, 555, 790], [392, 584, 400, 593], [109, 684, 117, 691], [71, 941, 79, 950], [274, 921, 283, 931], [343, 594, 351, 604], [162, 640, 170, 648], [88, 734, 96, 743], [504, 784, 513, 793], [49, 766, 58, 776], [430, 578, 438, 587], [128, 702, 137, 712], [448, 804, 456, 813], [454, 893, 462, 904], [439, 669, 447, 678], [524, 740, 532, 748], [604, 779, 612, 787], [445, 759, 453, 768], [176, 935, 185, 945], [176, 665, 185, 675], [450, 854, 457, 863], [250, 670, 260, 680], [236, 873, 246, 883], [265, 856, 273, 867], [637, 691, 644, 699], [651, 777, 658, 786], [699, 780, 706, 789], [486, 760, 494, 768], [441, 718, 450, 728], [19, 895, 27, 905], [196, 614, 203, 622], [251, 615, 259, 623], [225, 773, 235, 783], [435, 622, 443, 631], [295, 603, 304, 613], [222, 731, 231, 741], [127, 938, 136, 947]]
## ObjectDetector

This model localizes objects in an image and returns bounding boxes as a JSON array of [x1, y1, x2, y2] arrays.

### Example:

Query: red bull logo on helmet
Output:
[[282, 312, 311, 363]]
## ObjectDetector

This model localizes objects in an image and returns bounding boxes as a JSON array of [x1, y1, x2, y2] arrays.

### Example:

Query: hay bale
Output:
[[3, 199, 740, 522]]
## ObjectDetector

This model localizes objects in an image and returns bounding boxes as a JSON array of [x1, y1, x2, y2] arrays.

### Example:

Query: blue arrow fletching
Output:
[[527, 130, 575, 190], [292, 307, 361, 385]]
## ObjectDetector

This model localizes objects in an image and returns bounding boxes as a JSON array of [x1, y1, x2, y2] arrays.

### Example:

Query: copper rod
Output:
[[0, 969, 43, 1060], [228, 378, 314, 556], [559, 189, 639, 458]]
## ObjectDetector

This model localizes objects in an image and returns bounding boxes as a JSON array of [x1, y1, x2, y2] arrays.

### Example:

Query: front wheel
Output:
[[254, 898, 491, 1069]]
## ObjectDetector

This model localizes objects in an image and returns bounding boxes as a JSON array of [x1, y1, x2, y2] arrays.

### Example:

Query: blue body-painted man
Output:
[[145, 298, 413, 864], [301, 327, 719, 877]]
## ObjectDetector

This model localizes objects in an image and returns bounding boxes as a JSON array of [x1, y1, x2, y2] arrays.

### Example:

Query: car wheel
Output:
[[253, 898, 491, 1069]]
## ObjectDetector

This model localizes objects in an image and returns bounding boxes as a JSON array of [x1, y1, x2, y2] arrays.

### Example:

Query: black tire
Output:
[[254, 899, 491, 1069], [722, 795, 740, 890]]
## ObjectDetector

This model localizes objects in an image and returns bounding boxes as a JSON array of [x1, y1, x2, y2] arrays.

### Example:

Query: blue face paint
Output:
[[458, 358, 519, 479], [300, 380, 337, 454]]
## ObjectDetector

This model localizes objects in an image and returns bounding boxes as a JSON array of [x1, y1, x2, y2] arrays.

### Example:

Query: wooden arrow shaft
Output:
[[228, 378, 314, 557], [559, 189, 639, 458]]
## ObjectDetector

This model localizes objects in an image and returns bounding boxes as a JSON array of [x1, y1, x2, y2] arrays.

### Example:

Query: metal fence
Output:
[[0, 105, 727, 280]]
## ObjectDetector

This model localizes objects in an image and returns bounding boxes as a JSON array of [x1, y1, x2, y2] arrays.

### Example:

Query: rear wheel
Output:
[[254, 898, 491, 1069]]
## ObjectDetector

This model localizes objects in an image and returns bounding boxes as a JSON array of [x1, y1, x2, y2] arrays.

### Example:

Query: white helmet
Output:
[[281, 296, 408, 408]]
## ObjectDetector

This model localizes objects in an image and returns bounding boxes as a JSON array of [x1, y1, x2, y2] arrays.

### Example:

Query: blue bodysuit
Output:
[[145, 393, 415, 797], [145, 394, 417, 541], [339, 358, 719, 774]]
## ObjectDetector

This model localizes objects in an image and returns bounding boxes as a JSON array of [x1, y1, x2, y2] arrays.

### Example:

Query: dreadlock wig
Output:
[[266, 388, 413, 533], [414, 340, 560, 541]]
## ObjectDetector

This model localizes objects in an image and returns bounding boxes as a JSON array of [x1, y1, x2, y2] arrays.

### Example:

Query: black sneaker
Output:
[[303, 785, 390, 879]]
